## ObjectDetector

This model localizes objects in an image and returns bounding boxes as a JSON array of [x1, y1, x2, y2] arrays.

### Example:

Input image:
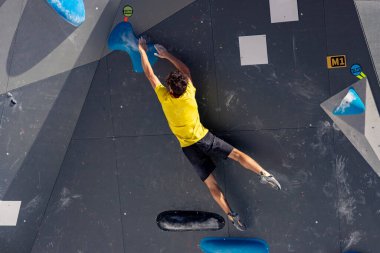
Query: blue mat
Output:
[[46, 0, 85, 27], [200, 237, 269, 253], [108, 22, 158, 73], [333, 87, 365, 115]]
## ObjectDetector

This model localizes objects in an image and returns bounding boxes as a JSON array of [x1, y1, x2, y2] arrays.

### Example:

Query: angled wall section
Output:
[[0, 0, 121, 252], [321, 78, 380, 174], [354, 0, 380, 86]]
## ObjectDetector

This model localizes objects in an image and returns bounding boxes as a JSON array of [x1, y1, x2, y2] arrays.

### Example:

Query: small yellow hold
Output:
[[355, 72, 366, 80]]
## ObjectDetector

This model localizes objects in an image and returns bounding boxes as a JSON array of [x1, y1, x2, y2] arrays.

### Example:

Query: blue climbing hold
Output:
[[350, 64, 363, 76], [46, 0, 85, 27], [333, 87, 365, 115], [108, 22, 158, 73], [200, 237, 269, 253]]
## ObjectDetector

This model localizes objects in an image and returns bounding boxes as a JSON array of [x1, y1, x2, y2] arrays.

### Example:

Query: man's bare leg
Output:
[[228, 148, 268, 175], [204, 174, 246, 231], [228, 148, 281, 190], [204, 174, 232, 214]]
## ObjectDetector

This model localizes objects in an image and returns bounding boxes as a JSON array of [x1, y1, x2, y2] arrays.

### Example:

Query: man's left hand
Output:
[[138, 37, 147, 52]]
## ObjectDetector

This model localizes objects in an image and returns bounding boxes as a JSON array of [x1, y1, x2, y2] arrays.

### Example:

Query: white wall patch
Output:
[[239, 35, 269, 65], [269, 0, 299, 23], [0, 201, 22, 226]]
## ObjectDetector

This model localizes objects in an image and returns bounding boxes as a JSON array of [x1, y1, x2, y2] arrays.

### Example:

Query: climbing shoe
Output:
[[228, 212, 247, 231], [260, 172, 281, 190]]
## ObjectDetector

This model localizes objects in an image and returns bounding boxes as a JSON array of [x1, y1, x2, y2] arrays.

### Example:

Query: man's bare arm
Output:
[[138, 38, 161, 89], [154, 45, 191, 79]]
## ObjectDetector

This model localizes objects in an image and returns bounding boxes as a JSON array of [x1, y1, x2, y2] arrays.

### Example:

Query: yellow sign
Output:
[[327, 55, 347, 69]]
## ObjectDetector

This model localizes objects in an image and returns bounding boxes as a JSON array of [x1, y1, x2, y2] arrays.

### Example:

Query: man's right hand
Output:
[[154, 44, 169, 59], [154, 44, 191, 78]]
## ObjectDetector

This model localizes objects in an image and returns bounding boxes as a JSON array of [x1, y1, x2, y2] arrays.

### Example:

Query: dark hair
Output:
[[166, 70, 188, 98]]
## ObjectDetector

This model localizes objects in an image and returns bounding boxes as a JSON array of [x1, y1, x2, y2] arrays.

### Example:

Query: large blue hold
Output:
[[334, 87, 365, 115], [200, 237, 269, 253], [46, 0, 85, 27], [108, 22, 158, 73]]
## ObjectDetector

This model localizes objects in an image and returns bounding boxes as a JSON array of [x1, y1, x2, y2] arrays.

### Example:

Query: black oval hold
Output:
[[156, 210, 225, 232]]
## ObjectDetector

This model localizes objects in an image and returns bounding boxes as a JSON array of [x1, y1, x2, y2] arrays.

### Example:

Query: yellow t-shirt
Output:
[[155, 80, 208, 147]]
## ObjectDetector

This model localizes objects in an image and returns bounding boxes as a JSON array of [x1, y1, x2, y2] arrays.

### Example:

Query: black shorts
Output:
[[182, 131, 234, 181]]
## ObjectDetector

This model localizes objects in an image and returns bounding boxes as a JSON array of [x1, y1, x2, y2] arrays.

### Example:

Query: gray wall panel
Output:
[[31, 139, 124, 253], [0, 62, 97, 253], [6, 0, 121, 90], [0, 1, 123, 251], [0, 0, 27, 94]]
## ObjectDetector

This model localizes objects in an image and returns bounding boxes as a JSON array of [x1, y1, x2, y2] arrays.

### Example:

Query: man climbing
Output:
[[138, 38, 281, 231]]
